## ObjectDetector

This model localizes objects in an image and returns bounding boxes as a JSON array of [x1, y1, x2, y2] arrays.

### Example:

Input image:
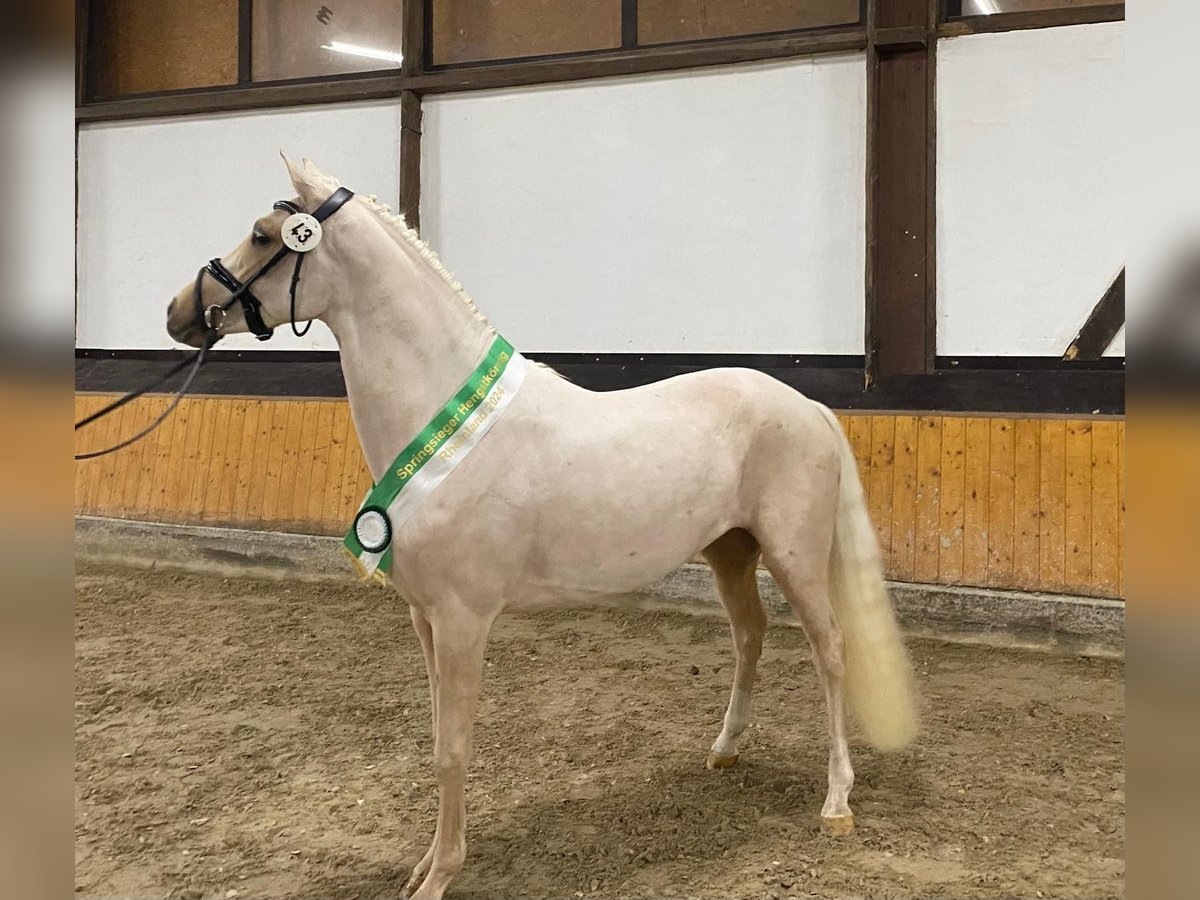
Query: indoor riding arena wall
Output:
[[74, 394, 1124, 600]]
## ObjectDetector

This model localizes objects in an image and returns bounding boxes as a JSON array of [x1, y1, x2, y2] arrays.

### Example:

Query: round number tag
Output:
[[281, 213, 323, 252], [354, 506, 392, 554]]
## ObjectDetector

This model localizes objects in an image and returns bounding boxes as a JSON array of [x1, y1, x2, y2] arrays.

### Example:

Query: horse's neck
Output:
[[325, 228, 494, 482]]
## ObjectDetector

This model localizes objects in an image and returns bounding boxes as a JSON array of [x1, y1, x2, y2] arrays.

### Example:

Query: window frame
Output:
[[938, 1, 1124, 37], [77, 0, 872, 120]]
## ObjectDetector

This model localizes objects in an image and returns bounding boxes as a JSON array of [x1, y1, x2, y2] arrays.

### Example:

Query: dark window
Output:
[[431, 0, 623, 66], [639, 0, 861, 46], [947, 0, 1119, 16], [90, 0, 239, 98], [252, 0, 404, 82]]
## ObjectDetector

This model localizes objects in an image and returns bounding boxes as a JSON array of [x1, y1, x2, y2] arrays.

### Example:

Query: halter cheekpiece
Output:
[[76, 186, 355, 460], [195, 186, 355, 344]]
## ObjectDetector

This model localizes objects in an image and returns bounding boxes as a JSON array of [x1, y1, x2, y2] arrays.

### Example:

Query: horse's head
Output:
[[166, 154, 352, 347]]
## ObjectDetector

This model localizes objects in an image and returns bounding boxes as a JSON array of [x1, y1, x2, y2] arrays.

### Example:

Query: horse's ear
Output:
[[281, 151, 311, 197]]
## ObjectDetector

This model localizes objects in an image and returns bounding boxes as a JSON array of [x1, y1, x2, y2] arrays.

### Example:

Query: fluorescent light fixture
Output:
[[321, 41, 403, 65]]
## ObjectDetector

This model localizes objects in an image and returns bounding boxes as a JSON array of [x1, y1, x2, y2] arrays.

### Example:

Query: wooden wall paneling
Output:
[[163, 398, 202, 523], [92, 402, 127, 515], [846, 416, 873, 504], [126, 397, 161, 517], [304, 401, 337, 532], [938, 415, 966, 583], [286, 400, 322, 529], [961, 416, 991, 585], [110, 402, 142, 516], [1090, 420, 1120, 597], [74, 396, 109, 511], [986, 418, 1015, 587], [243, 401, 277, 524], [321, 402, 353, 533], [1064, 421, 1094, 593], [202, 398, 236, 522], [1038, 419, 1067, 592], [869, 415, 896, 562], [258, 403, 293, 524], [229, 400, 262, 525], [1012, 418, 1042, 590], [71, 395, 1127, 599], [1117, 420, 1125, 597], [913, 415, 942, 583], [889, 414, 919, 581], [184, 399, 219, 519], [147, 399, 180, 518], [113, 398, 153, 517]]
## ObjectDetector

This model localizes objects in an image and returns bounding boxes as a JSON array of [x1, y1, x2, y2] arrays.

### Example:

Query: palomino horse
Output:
[[166, 156, 917, 900]]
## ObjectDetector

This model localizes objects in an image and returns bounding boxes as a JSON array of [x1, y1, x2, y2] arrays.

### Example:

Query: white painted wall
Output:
[[937, 22, 1124, 357], [422, 55, 867, 354], [76, 102, 401, 350]]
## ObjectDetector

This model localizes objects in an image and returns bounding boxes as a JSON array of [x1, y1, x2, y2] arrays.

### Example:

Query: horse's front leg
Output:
[[403, 606, 439, 896], [405, 602, 492, 900]]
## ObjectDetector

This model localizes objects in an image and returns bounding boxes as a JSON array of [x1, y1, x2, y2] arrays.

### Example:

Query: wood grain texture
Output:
[[1090, 420, 1120, 597], [889, 415, 919, 582], [914, 416, 942, 583], [986, 418, 1016, 588], [1039, 420, 1068, 592], [74, 396, 1125, 597], [938, 416, 966, 584], [1012, 418, 1042, 590], [961, 417, 990, 586], [1064, 421, 1094, 593], [868, 416, 896, 559]]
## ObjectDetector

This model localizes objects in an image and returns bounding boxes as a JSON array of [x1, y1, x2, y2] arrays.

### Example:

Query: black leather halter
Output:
[[195, 186, 355, 344], [76, 186, 355, 461]]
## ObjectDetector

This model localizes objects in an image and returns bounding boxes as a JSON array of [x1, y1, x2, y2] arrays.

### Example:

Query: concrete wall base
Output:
[[76, 516, 1123, 658]]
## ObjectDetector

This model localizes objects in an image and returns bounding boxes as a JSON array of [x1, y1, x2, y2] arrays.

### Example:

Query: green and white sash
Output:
[[344, 335, 528, 582]]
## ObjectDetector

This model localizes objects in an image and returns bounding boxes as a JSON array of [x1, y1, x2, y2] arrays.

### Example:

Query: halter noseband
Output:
[[194, 186, 355, 344]]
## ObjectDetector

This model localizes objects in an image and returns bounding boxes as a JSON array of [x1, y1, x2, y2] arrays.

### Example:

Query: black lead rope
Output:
[[74, 337, 213, 461], [75, 186, 355, 461]]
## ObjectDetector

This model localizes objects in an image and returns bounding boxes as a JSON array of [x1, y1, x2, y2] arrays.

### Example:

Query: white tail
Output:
[[816, 404, 918, 751]]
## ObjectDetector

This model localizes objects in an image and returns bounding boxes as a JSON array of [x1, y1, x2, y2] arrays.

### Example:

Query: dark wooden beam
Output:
[[237, 0, 253, 84], [621, 0, 639, 50], [399, 1, 426, 231], [1064, 268, 1125, 361], [76, 26, 866, 122], [400, 90, 423, 231], [75, 74, 408, 123], [74, 352, 1125, 415], [407, 28, 867, 94], [404, 0, 427, 77], [940, 4, 1125, 38], [865, 0, 938, 382]]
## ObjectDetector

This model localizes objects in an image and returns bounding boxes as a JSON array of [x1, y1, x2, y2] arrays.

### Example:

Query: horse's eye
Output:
[[252, 231, 271, 246]]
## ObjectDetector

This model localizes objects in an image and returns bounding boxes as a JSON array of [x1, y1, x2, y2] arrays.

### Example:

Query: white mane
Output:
[[299, 165, 493, 332]]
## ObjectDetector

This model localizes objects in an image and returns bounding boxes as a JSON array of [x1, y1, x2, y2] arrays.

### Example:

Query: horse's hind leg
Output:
[[757, 506, 856, 834], [702, 528, 766, 770]]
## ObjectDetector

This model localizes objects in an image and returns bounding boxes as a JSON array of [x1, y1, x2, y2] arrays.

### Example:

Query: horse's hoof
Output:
[[706, 752, 739, 770], [821, 814, 855, 835]]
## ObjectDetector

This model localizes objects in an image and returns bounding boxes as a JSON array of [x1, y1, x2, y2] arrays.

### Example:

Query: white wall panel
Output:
[[937, 22, 1124, 356], [423, 56, 867, 354], [77, 102, 401, 350]]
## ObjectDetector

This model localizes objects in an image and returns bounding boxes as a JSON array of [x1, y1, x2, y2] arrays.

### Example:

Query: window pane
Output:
[[949, 0, 1119, 15], [639, 0, 861, 46], [431, 0, 622, 66], [252, 0, 404, 82], [91, 0, 238, 98]]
